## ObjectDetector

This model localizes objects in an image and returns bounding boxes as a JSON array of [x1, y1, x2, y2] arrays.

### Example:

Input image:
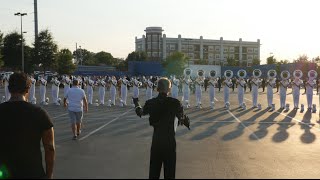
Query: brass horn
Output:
[[237, 69, 247, 78], [293, 70, 303, 79], [280, 70, 290, 80], [184, 68, 192, 77], [224, 70, 233, 79], [253, 69, 262, 78], [209, 70, 217, 78], [267, 70, 277, 79], [197, 70, 205, 78]]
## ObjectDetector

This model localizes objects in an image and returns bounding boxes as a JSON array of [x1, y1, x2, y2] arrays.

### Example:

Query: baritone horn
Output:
[[184, 68, 192, 77], [237, 69, 247, 79], [267, 69, 277, 79], [280, 70, 290, 80], [293, 70, 303, 79], [308, 70, 318, 79], [253, 69, 262, 78], [224, 70, 233, 79]]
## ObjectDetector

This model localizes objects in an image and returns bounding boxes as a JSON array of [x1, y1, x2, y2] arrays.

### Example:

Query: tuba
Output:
[[308, 70, 317, 80], [293, 70, 303, 79], [224, 70, 234, 79], [280, 70, 290, 80], [184, 68, 192, 77], [197, 70, 205, 78], [267, 69, 277, 79], [253, 69, 262, 78], [209, 70, 217, 78], [237, 69, 247, 79]]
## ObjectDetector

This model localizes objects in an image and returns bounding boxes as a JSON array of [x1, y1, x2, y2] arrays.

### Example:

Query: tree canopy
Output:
[[2, 32, 23, 70], [57, 49, 76, 74], [126, 51, 147, 61], [162, 51, 188, 76]]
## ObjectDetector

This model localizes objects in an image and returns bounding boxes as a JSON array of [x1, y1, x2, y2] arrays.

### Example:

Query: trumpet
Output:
[[197, 70, 205, 78], [280, 70, 290, 80], [253, 69, 262, 78], [237, 69, 247, 79], [224, 70, 233, 79]]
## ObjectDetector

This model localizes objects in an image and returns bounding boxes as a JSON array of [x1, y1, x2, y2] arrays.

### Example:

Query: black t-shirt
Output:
[[0, 101, 53, 179]]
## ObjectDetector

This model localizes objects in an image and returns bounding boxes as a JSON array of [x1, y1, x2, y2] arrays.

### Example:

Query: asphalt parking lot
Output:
[[1, 85, 320, 179]]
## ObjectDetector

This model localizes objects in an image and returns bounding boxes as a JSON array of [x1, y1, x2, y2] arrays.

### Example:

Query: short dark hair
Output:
[[157, 78, 171, 93], [8, 72, 31, 94], [73, 79, 79, 86]]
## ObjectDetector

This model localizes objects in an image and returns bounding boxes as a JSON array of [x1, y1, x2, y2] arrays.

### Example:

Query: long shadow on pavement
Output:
[[272, 109, 297, 143], [300, 110, 316, 144]]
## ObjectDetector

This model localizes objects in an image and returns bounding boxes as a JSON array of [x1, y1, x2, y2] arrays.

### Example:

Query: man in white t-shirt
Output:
[[63, 79, 88, 140]]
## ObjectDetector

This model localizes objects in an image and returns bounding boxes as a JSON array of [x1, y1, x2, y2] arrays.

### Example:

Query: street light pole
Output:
[[15, 12, 27, 72]]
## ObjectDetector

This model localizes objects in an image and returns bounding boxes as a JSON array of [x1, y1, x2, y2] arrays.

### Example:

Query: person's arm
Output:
[[42, 128, 55, 179]]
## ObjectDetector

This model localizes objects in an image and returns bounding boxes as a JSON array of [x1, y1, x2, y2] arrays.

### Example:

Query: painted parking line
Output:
[[79, 109, 133, 141], [52, 113, 69, 119]]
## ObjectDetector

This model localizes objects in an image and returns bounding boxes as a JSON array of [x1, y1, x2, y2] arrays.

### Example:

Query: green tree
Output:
[[24, 45, 35, 73], [162, 51, 187, 76], [57, 49, 76, 74], [226, 57, 238, 66], [252, 58, 261, 65], [126, 51, 147, 61], [267, 55, 277, 64], [94, 51, 115, 66], [194, 59, 209, 65], [73, 48, 96, 65], [2, 32, 23, 70], [36, 30, 58, 72], [294, 54, 309, 63]]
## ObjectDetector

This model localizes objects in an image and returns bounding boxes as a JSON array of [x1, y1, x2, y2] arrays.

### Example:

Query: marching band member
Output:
[[120, 76, 129, 106], [51, 77, 61, 105], [39, 75, 48, 105], [87, 76, 95, 105], [266, 70, 277, 110], [131, 77, 142, 106], [279, 71, 290, 109], [195, 70, 204, 109], [306, 70, 317, 111], [182, 69, 192, 108], [3, 73, 11, 102], [208, 71, 217, 109], [146, 77, 154, 100], [237, 70, 247, 109], [28, 74, 37, 104], [108, 76, 118, 106], [63, 76, 72, 98], [171, 75, 180, 99], [291, 70, 303, 109], [251, 70, 262, 109], [223, 70, 233, 109], [97, 77, 106, 105]]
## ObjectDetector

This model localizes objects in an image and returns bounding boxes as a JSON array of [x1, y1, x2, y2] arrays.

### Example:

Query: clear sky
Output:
[[0, 0, 319, 64]]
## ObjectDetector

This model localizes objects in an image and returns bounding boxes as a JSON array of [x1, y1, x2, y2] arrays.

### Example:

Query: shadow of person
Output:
[[222, 108, 269, 141], [299, 111, 316, 144], [272, 110, 297, 143], [249, 109, 282, 141]]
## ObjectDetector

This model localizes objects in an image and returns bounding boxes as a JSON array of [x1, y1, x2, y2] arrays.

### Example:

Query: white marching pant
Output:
[[5, 85, 11, 101], [267, 86, 273, 107], [52, 87, 59, 104], [29, 85, 36, 103], [133, 86, 139, 98], [146, 88, 153, 100], [171, 86, 179, 99], [279, 87, 287, 108], [195, 86, 202, 105], [306, 87, 313, 108], [252, 86, 259, 107], [99, 87, 105, 105], [224, 86, 230, 105], [87, 86, 93, 104], [238, 87, 244, 106], [209, 85, 215, 104], [183, 86, 190, 105], [292, 87, 300, 108], [110, 86, 117, 105], [121, 86, 127, 105], [40, 85, 46, 103]]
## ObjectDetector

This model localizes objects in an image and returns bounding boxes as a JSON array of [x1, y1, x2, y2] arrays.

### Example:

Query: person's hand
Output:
[[84, 107, 88, 113]]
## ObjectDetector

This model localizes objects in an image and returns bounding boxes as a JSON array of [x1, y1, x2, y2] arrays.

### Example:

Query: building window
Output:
[[208, 53, 214, 60], [170, 45, 175, 50], [215, 46, 220, 52], [215, 54, 220, 59], [248, 55, 253, 60], [254, 55, 259, 59], [208, 46, 214, 52], [147, 43, 151, 50], [224, 47, 228, 52], [247, 48, 253, 53], [254, 48, 259, 53], [229, 47, 235, 52]]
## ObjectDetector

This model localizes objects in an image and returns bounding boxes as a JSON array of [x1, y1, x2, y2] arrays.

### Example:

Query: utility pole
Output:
[[34, 0, 38, 41]]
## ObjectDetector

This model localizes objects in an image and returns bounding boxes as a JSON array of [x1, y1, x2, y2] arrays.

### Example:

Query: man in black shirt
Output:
[[0, 72, 55, 179], [134, 78, 190, 179]]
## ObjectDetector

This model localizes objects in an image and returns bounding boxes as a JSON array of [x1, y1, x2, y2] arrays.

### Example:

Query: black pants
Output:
[[149, 149, 176, 179]]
